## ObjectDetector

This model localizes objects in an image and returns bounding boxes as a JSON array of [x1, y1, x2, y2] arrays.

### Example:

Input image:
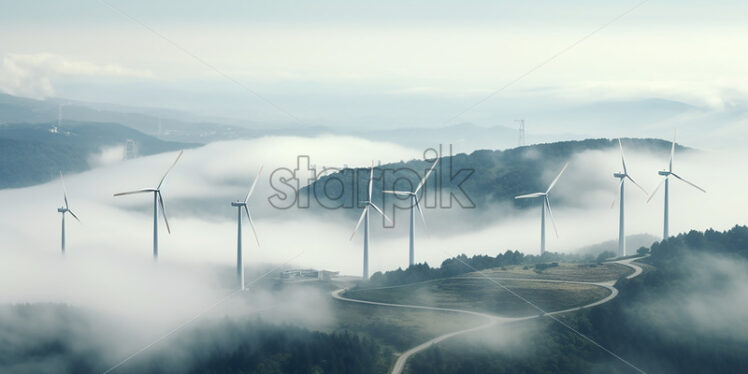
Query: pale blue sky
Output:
[[0, 0, 746, 140]]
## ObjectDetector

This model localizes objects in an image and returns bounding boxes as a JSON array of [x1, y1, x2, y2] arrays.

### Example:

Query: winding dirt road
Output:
[[331, 256, 646, 374]]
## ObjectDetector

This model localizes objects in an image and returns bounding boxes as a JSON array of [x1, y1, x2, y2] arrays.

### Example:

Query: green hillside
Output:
[[0, 121, 200, 189], [304, 138, 685, 212], [406, 226, 748, 374]]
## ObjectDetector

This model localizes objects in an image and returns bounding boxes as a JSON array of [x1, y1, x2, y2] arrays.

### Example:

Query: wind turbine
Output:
[[57, 172, 80, 254], [383, 159, 439, 267], [349, 161, 391, 280], [611, 139, 647, 257], [647, 131, 705, 240], [231, 166, 263, 290], [514, 162, 568, 255], [113, 150, 183, 260]]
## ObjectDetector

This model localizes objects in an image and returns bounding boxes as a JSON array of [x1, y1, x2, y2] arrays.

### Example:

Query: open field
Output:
[[463, 262, 633, 282], [343, 277, 610, 317]]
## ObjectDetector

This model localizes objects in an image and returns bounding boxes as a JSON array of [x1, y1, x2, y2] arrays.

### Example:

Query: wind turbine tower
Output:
[[514, 162, 568, 254], [350, 161, 391, 280], [384, 158, 439, 266], [231, 166, 262, 290], [612, 139, 647, 257], [647, 131, 705, 239], [114, 150, 183, 260], [57, 172, 80, 253]]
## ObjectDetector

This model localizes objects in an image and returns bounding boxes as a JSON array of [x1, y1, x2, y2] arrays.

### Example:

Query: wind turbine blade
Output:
[[618, 138, 627, 175], [545, 196, 559, 238], [414, 197, 428, 232], [157, 150, 184, 189], [546, 162, 569, 193], [244, 165, 264, 203], [68, 210, 80, 222], [244, 205, 260, 247], [415, 158, 439, 194], [383, 190, 412, 196], [349, 207, 368, 241], [611, 178, 624, 209], [158, 192, 171, 234], [60, 171, 69, 209], [671, 173, 706, 193], [113, 189, 154, 197], [368, 202, 392, 224], [647, 177, 666, 203], [368, 161, 374, 201], [669, 129, 676, 172], [626, 175, 648, 196], [515, 192, 545, 199]]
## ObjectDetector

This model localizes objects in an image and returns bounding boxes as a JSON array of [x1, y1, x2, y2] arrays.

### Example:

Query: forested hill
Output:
[[304, 138, 686, 211], [0, 121, 199, 189], [408, 226, 748, 374]]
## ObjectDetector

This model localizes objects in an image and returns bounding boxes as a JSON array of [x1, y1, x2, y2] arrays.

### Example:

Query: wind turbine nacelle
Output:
[[613, 173, 626, 178], [57, 208, 66, 213], [231, 202, 245, 207], [658, 170, 670, 176]]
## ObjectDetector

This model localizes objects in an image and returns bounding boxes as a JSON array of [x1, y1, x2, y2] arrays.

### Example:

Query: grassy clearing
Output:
[[344, 277, 610, 317], [469, 262, 633, 282]]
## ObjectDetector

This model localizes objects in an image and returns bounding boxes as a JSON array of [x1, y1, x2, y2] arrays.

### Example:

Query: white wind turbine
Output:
[[350, 161, 391, 280], [647, 131, 705, 240], [57, 172, 80, 254], [383, 158, 439, 267], [514, 162, 568, 255], [231, 166, 263, 290], [611, 139, 647, 257], [114, 150, 183, 260]]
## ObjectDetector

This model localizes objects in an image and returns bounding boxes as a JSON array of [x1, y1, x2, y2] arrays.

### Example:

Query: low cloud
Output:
[[0, 53, 153, 99], [633, 252, 748, 340], [88, 145, 126, 167], [0, 135, 746, 371]]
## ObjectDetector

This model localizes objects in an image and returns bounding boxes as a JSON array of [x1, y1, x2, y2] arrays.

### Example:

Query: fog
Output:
[[632, 252, 748, 340], [0, 135, 419, 371], [0, 134, 746, 371], [3, 135, 747, 284]]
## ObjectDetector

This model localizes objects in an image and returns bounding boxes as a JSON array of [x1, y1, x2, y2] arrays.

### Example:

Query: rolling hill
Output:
[[406, 226, 748, 374], [303, 138, 686, 214], [0, 121, 199, 189]]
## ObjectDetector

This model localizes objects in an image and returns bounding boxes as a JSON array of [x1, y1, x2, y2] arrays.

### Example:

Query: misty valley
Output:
[[3, 2, 748, 373], [3, 228, 748, 373]]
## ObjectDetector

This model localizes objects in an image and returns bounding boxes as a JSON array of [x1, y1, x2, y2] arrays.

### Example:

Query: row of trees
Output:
[[367, 250, 596, 288]]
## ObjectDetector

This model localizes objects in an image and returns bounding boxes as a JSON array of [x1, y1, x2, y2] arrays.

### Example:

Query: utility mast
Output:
[[515, 119, 526, 146]]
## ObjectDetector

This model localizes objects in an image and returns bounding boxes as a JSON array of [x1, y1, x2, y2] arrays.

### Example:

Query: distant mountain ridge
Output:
[[0, 93, 541, 150], [1, 93, 708, 152]]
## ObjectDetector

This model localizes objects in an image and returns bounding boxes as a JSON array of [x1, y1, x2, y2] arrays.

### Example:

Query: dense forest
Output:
[[406, 226, 748, 374], [123, 320, 393, 374], [0, 305, 393, 374], [0, 122, 198, 189]]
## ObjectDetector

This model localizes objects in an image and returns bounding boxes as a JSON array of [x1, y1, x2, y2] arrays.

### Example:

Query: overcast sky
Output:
[[0, 0, 747, 135]]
